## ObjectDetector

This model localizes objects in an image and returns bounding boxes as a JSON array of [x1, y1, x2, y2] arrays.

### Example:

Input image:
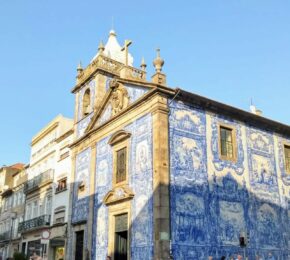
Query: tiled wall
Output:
[[92, 114, 154, 260], [71, 148, 91, 223], [169, 100, 290, 259]]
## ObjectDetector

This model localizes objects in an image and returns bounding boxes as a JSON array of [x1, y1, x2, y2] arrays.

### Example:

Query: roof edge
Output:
[[177, 88, 290, 136]]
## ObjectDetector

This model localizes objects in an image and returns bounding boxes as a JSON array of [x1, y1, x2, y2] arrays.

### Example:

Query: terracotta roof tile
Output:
[[9, 163, 25, 170]]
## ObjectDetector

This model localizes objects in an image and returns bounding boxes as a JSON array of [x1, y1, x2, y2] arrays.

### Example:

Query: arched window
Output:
[[82, 88, 91, 116]]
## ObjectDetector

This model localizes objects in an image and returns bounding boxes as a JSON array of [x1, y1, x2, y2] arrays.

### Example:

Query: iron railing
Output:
[[24, 169, 54, 194], [18, 215, 50, 233]]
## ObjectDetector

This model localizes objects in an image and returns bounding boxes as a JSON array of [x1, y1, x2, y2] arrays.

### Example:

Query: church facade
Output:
[[67, 30, 290, 260]]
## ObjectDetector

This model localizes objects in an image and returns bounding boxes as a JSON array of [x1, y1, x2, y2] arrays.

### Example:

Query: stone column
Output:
[[65, 152, 76, 260], [86, 144, 97, 257], [151, 94, 171, 260]]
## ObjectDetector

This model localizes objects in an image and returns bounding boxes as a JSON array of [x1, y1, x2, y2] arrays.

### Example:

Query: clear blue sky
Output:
[[0, 1, 289, 166]]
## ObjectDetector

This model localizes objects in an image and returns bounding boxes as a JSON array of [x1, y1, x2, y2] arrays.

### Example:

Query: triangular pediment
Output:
[[86, 79, 151, 132], [103, 185, 134, 206]]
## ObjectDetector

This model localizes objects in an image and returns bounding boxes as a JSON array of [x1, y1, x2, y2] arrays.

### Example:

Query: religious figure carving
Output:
[[110, 81, 129, 116]]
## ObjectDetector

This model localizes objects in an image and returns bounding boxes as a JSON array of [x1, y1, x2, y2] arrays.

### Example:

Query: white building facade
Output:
[[0, 164, 26, 260], [19, 115, 73, 260]]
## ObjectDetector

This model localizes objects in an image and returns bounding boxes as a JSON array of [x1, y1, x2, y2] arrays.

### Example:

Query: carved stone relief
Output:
[[110, 81, 130, 116]]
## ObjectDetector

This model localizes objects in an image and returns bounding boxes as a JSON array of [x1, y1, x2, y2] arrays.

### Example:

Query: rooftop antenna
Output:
[[250, 97, 256, 113], [111, 16, 114, 31], [249, 97, 262, 115]]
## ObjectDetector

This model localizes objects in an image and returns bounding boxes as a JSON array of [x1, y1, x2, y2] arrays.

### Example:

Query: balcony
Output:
[[1, 187, 12, 197], [24, 169, 54, 194], [18, 215, 51, 233], [0, 231, 10, 241]]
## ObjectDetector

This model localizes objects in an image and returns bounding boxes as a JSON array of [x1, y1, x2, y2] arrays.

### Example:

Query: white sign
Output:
[[42, 230, 50, 239], [41, 239, 49, 244]]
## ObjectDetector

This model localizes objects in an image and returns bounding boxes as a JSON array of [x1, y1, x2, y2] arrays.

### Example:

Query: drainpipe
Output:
[[167, 88, 180, 259]]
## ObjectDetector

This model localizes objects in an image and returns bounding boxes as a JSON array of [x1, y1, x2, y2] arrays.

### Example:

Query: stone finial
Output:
[[153, 48, 164, 73], [77, 61, 83, 75], [98, 40, 105, 54], [151, 49, 166, 85], [140, 57, 147, 71]]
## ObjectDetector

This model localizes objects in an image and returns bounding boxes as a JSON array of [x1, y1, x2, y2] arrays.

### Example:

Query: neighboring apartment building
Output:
[[0, 163, 25, 260], [9, 165, 28, 256], [49, 126, 73, 260], [19, 115, 73, 260], [66, 30, 290, 260]]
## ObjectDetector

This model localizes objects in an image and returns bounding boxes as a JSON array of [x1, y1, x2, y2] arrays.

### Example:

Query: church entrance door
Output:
[[114, 213, 128, 260]]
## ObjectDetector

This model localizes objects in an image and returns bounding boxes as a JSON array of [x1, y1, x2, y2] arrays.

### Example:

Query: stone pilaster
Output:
[[151, 94, 171, 260], [86, 144, 97, 257], [65, 152, 76, 260], [74, 92, 80, 141], [94, 74, 106, 112]]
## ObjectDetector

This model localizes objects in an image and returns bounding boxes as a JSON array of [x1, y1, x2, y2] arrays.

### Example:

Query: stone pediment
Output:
[[85, 79, 150, 133], [108, 130, 131, 146], [103, 185, 134, 206], [86, 79, 126, 132]]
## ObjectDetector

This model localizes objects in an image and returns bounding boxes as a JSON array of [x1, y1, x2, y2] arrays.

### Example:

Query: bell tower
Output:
[[68, 29, 171, 260]]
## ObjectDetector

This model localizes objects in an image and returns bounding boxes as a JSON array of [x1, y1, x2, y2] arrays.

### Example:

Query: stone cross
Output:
[[121, 40, 132, 66]]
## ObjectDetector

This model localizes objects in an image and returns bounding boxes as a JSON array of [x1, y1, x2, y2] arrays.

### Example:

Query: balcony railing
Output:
[[0, 231, 10, 241], [24, 169, 54, 194], [18, 215, 51, 233]]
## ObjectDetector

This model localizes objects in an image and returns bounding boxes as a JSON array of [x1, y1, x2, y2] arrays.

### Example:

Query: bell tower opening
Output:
[[82, 88, 91, 116]]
